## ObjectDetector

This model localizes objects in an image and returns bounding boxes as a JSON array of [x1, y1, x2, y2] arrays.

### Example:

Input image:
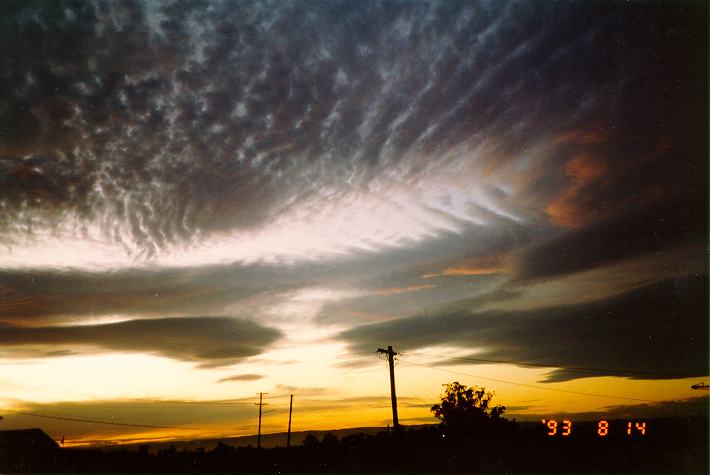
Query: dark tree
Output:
[[431, 381, 506, 442]]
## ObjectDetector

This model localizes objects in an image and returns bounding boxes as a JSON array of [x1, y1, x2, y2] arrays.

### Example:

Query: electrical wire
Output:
[[398, 359, 659, 403], [395, 365, 438, 405], [4, 410, 234, 431], [128, 399, 257, 405]]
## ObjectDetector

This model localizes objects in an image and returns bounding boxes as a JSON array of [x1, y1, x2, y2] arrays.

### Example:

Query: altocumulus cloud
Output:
[[2, 1, 704, 268], [0, 317, 282, 366]]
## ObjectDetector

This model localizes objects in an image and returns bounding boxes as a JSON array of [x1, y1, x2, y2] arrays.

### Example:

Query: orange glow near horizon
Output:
[[2, 347, 705, 448]]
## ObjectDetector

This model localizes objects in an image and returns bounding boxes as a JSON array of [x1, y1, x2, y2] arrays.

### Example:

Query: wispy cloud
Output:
[[374, 284, 435, 296]]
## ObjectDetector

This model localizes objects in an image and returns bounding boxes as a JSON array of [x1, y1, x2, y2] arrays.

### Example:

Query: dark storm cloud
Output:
[[1, 0, 705, 258], [0, 316, 282, 365], [340, 275, 708, 382], [512, 196, 707, 283]]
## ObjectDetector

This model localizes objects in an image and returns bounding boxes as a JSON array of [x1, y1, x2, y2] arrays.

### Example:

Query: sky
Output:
[[0, 0, 707, 447]]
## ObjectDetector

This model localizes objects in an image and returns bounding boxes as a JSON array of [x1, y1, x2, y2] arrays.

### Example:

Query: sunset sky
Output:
[[0, 0, 707, 447]]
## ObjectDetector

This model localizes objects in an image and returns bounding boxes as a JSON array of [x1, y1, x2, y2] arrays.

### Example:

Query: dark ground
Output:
[[1, 417, 707, 474]]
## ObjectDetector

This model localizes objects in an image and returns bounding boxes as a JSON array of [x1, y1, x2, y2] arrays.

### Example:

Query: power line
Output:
[[396, 365, 437, 404], [398, 359, 659, 403], [9, 396, 275, 407], [4, 410, 231, 431], [128, 399, 256, 406], [401, 350, 680, 379]]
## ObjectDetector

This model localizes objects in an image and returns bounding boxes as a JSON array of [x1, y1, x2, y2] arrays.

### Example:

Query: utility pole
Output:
[[286, 394, 293, 448], [377, 345, 399, 431], [256, 392, 268, 449]]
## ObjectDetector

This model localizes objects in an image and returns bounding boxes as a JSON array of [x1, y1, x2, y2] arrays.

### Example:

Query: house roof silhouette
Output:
[[0, 428, 59, 454]]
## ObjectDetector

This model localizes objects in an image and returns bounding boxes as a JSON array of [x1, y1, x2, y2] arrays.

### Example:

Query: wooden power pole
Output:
[[377, 346, 399, 431], [286, 394, 293, 448], [256, 392, 268, 449]]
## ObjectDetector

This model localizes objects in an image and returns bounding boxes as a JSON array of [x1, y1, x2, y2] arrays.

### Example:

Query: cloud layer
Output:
[[0, 316, 282, 366], [1, 1, 705, 267], [340, 276, 708, 381]]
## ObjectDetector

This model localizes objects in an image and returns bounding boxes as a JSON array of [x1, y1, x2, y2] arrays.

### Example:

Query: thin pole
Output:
[[377, 346, 399, 430], [387, 346, 399, 430], [287, 394, 293, 448], [256, 392, 267, 449]]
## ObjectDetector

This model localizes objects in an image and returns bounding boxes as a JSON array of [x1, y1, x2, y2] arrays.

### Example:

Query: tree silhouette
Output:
[[431, 381, 506, 442]]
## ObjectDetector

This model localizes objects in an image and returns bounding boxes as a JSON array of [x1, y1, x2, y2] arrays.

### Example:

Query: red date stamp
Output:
[[541, 419, 647, 437]]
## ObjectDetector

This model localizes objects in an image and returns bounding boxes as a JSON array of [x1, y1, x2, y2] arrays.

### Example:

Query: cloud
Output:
[[422, 252, 509, 279], [544, 396, 709, 421], [339, 275, 708, 381], [1, 1, 704, 268], [0, 265, 281, 323], [316, 271, 505, 327], [512, 196, 707, 283], [374, 284, 435, 296], [218, 374, 264, 383], [545, 153, 610, 228], [0, 2, 706, 449], [0, 224, 521, 326], [0, 317, 282, 366], [271, 385, 332, 398]]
